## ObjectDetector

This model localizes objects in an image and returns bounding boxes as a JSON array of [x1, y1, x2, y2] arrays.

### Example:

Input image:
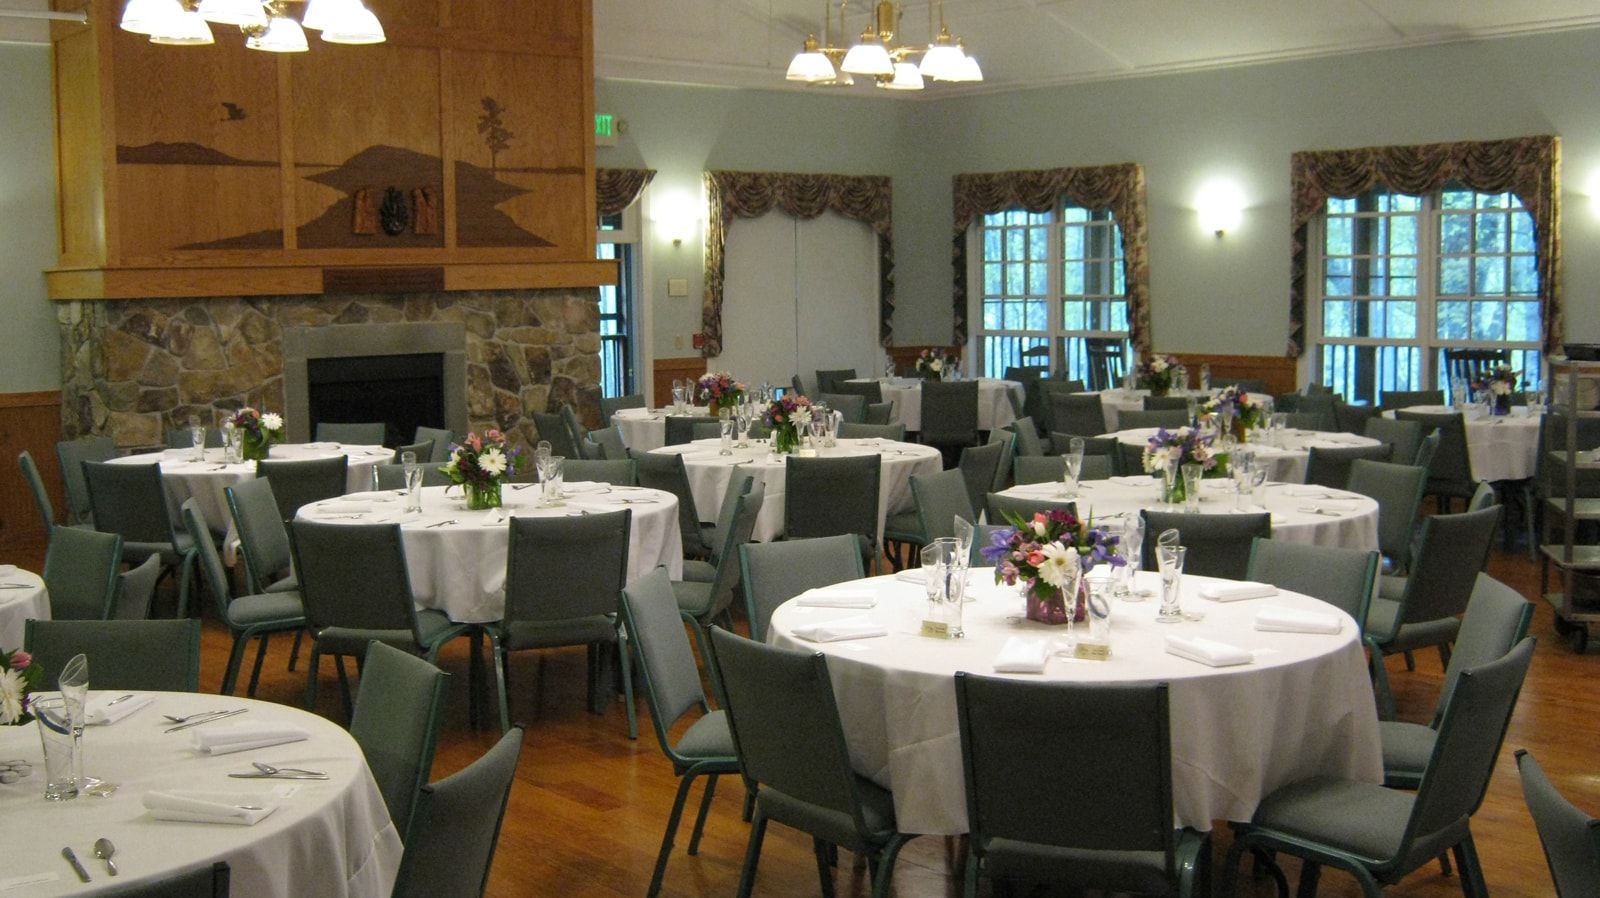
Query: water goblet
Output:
[[1113, 515, 1145, 601], [734, 404, 751, 449], [189, 417, 206, 463], [1199, 363, 1211, 394], [57, 654, 101, 789], [719, 412, 735, 456], [1181, 462, 1202, 513], [1229, 447, 1256, 511], [1156, 544, 1187, 623]]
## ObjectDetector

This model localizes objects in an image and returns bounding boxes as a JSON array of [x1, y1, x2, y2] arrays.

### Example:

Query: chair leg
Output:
[[335, 656, 353, 719], [618, 631, 638, 740], [813, 837, 836, 898], [648, 773, 700, 898], [869, 834, 912, 898], [1454, 834, 1488, 898], [742, 783, 755, 822], [493, 642, 512, 735], [687, 773, 718, 856], [287, 628, 303, 672], [734, 807, 769, 898], [1404, 649, 1416, 671], [221, 633, 251, 696], [1438, 851, 1453, 876], [1370, 650, 1397, 721], [175, 553, 197, 619], [1295, 860, 1321, 898], [1438, 642, 1452, 670], [302, 645, 321, 710], [246, 632, 271, 697]]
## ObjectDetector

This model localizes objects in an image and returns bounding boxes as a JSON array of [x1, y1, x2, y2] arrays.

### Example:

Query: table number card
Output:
[[920, 619, 956, 639], [1073, 640, 1110, 661]]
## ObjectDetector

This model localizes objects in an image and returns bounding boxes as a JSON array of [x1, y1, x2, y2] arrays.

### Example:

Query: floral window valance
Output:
[[596, 168, 656, 218], [702, 170, 894, 358], [1289, 136, 1561, 357], [952, 163, 1151, 354]]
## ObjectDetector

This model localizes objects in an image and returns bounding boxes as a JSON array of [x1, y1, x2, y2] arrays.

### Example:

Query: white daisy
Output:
[[1036, 542, 1079, 589], [0, 668, 24, 725], [479, 448, 508, 476], [260, 413, 284, 432]]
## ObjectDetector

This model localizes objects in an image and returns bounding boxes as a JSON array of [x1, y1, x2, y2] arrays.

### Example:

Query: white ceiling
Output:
[[593, 0, 1600, 96]]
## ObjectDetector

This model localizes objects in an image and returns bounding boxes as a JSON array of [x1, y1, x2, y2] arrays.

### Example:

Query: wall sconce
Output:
[[653, 192, 701, 246], [1195, 180, 1245, 238], [1584, 172, 1600, 218]]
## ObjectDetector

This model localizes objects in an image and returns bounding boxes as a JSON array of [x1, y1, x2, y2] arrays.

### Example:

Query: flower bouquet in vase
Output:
[[915, 348, 960, 381], [441, 430, 521, 510], [229, 408, 284, 461], [1202, 386, 1265, 442], [983, 509, 1124, 625], [1, 649, 43, 726], [1142, 426, 1225, 504], [1137, 355, 1180, 396], [763, 394, 814, 455], [696, 372, 745, 415], [1471, 365, 1520, 416]]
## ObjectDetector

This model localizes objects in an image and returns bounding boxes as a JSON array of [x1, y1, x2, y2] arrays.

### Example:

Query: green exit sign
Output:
[[596, 114, 617, 147]]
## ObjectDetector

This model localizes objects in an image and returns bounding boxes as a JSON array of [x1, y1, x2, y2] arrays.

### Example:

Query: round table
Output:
[[296, 483, 683, 623], [611, 406, 711, 453], [1077, 388, 1213, 432], [1392, 405, 1541, 482], [849, 378, 1023, 433], [769, 571, 1382, 835], [1110, 427, 1384, 485], [0, 691, 400, 897], [650, 438, 942, 544], [998, 477, 1380, 551], [0, 567, 47, 652]]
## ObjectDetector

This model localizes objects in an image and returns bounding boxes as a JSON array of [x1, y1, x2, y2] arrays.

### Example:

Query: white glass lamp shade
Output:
[[840, 40, 893, 76], [300, 0, 353, 31], [320, 4, 385, 44], [149, 7, 215, 44], [919, 42, 965, 81], [949, 53, 983, 82], [879, 61, 924, 90], [196, 0, 266, 27], [786, 50, 836, 83], [120, 0, 185, 35], [245, 14, 309, 52]]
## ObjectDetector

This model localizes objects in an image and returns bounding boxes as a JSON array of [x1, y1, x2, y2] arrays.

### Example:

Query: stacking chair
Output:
[[1284, 412, 1335, 431], [1220, 638, 1535, 898], [709, 627, 916, 898], [1515, 750, 1600, 897], [674, 482, 765, 650], [1079, 455, 1114, 480], [1115, 440, 1149, 478], [815, 368, 856, 395], [531, 410, 582, 457], [560, 405, 587, 455], [492, 510, 634, 736], [790, 374, 810, 398], [256, 456, 349, 521], [740, 536, 865, 643], [561, 458, 636, 486], [372, 464, 452, 490], [1291, 393, 1339, 430], [1036, 380, 1085, 434], [820, 392, 869, 424], [920, 381, 980, 459], [1381, 574, 1532, 788], [1333, 400, 1380, 436], [113, 555, 163, 620], [1245, 538, 1380, 628], [42, 525, 123, 620], [1215, 378, 1267, 394], [224, 477, 300, 596], [392, 440, 434, 464], [838, 422, 905, 441], [81, 461, 200, 617], [349, 641, 450, 848], [1051, 393, 1108, 439], [113, 862, 229, 897], [678, 471, 754, 582], [1143, 394, 1193, 411], [1380, 389, 1446, 412], [1364, 417, 1424, 471], [619, 570, 740, 898], [785, 455, 880, 563], [958, 440, 1007, 512], [165, 427, 225, 449], [1304, 442, 1393, 490], [1084, 338, 1125, 391], [316, 422, 386, 445], [18, 450, 70, 535], [985, 429, 1016, 492], [413, 426, 454, 463], [1054, 433, 1119, 458], [1347, 459, 1429, 575], [1396, 409, 1478, 511], [584, 425, 629, 460], [665, 415, 718, 446], [392, 726, 524, 898], [1013, 455, 1067, 485], [1139, 510, 1270, 580], [634, 451, 716, 560], [1005, 366, 1047, 425], [1118, 409, 1189, 431], [864, 402, 895, 425], [600, 393, 647, 423], [987, 492, 1075, 525], [56, 435, 115, 526], [291, 520, 472, 715], [24, 619, 201, 692], [1005, 416, 1046, 457], [1443, 348, 1510, 386], [955, 675, 1208, 897], [883, 469, 975, 569], [690, 421, 722, 442], [184, 501, 306, 696], [1413, 427, 1442, 471]]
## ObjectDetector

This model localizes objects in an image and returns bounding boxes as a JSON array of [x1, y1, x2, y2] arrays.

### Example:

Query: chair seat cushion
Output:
[[123, 535, 195, 566], [671, 580, 715, 616], [1379, 720, 1434, 782], [317, 611, 466, 658], [501, 615, 616, 651], [982, 839, 1170, 894], [1249, 775, 1413, 861], [756, 774, 898, 852], [681, 560, 718, 583], [882, 510, 923, 544], [1366, 597, 1401, 639], [265, 574, 299, 594], [1378, 574, 1406, 601], [673, 709, 735, 759], [226, 591, 305, 628]]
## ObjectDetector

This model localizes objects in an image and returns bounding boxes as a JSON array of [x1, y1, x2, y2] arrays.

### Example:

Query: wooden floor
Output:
[[6, 537, 1596, 896]]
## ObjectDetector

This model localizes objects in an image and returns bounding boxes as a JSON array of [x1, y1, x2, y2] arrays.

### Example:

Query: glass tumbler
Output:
[[1156, 544, 1187, 623]]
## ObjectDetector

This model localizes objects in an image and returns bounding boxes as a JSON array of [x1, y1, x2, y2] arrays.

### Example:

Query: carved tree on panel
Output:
[[477, 97, 515, 175]]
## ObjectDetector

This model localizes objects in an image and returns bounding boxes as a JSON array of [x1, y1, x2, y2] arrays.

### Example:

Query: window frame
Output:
[[597, 204, 641, 398]]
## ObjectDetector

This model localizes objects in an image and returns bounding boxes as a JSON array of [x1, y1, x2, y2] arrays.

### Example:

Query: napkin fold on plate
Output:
[[85, 692, 155, 725], [992, 636, 1049, 674], [789, 616, 888, 643], [191, 723, 311, 756], [1164, 634, 1253, 667], [143, 789, 282, 826], [1197, 581, 1277, 602], [1255, 605, 1343, 634], [796, 588, 878, 609]]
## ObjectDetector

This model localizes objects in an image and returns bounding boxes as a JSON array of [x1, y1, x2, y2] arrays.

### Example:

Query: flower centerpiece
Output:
[[1, 649, 43, 726], [229, 407, 284, 461], [1202, 385, 1266, 441], [1471, 365, 1520, 416], [1137, 354, 1181, 396], [1142, 426, 1226, 504], [982, 509, 1124, 625], [441, 429, 522, 510], [915, 348, 960, 381], [696, 372, 745, 415], [763, 393, 814, 455]]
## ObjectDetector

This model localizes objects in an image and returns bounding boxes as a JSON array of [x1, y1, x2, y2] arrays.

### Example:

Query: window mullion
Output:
[[1418, 194, 1441, 390], [1048, 202, 1064, 369]]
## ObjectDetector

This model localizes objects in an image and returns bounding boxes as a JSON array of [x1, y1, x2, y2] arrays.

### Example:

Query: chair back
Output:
[[1333, 401, 1379, 435], [986, 430, 1016, 492], [1443, 348, 1510, 386], [1346, 460, 1428, 572], [413, 426, 454, 463], [165, 428, 225, 449], [987, 493, 1074, 525], [600, 393, 646, 423], [1006, 417, 1045, 457], [1079, 455, 1114, 481], [1005, 367, 1046, 424], [1432, 573, 1533, 720], [1013, 456, 1067, 485], [1364, 417, 1424, 470], [664, 415, 717, 446], [911, 469, 976, 541], [256, 456, 349, 521], [831, 379, 883, 405], [1215, 378, 1267, 394], [43, 525, 123, 620], [815, 368, 856, 395], [1036, 381, 1083, 433], [561, 458, 637, 486], [349, 641, 450, 847], [560, 405, 587, 453], [1245, 538, 1379, 627], [956, 674, 1175, 860], [24, 619, 201, 691], [18, 450, 56, 532], [182, 501, 238, 620], [372, 464, 452, 490], [1284, 412, 1335, 432], [1398, 503, 1500, 626], [224, 477, 293, 595], [1142, 395, 1191, 411], [790, 374, 809, 398], [291, 520, 423, 638], [739, 536, 865, 643], [586, 425, 629, 460], [864, 402, 895, 425], [56, 436, 116, 525], [82, 461, 181, 546], [620, 568, 714, 752], [702, 481, 766, 621], [633, 452, 708, 558], [394, 726, 524, 898], [531, 410, 582, 457], [316, 422, 386, 445], [1380, 389, 1445, 411], [392, 440, 434, 464], [784, 455, 879, 545], [1139, 510, 1270, 580], [958, 440, 1007, 510], [1304, 443, 1394, 489], [1115, 441, 1148, 477], [819, 393, 868, 424], [1395, 410, 1472, 489], [503, 510, 631, 627], [1083, 339, 1126, 392], [690, 421, 722, 442], [114, 555, 163, 620], [838, 422, 905, 441], [1516, 750, 1600, 898], [705, 469, 754, 556], [1413, 429, 1442, 470], [1118, 410, 1189, 431], [1051, 393, 1107, 440], [920, 380, 980, 446]]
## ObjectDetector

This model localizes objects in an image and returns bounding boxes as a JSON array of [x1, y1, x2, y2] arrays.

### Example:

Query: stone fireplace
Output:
[[58, 288, 602, 452]]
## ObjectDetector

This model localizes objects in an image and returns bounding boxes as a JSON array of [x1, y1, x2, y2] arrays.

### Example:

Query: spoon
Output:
[[162, 709, 229, 724], [253, 761, 326, 777], [93, 838, 117, 876]]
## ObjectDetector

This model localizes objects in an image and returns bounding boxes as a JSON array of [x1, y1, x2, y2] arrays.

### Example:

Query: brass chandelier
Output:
[[786, 0, 982, 90], [119, 0, 384, 51]]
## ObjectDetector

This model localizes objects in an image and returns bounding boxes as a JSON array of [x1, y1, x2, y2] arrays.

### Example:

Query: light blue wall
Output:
[[0, 42, 60, 392]]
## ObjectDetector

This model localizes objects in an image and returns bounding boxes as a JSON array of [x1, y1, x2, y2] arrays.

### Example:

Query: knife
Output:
[[164, 708, 246, 733], [227, 772, 329, 780], [62, 847, 91, 883]]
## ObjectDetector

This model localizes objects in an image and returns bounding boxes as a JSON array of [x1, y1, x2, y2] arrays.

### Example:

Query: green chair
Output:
[[1013, 455, 1067, 485], [110, 862, 229, 897], [1005, 416, 1046, 457], [82, 461, 199, 617], [600, 393, 646, 424], [739, 535, 865, 644], [1118, 409, 1189, 431], [257, 456, 349, 521], [920, 380, 980, 456], [831, 379, 883, 406], [634, 451, 715, 560], [883, 468, 975, 569], [1346, 459, 1428, 575], [674, 482, 765, 650], [665, 415, 718, 447], [987, 492, 1075, 525], [413, 426, 455, 463], [372, 464, 452, 490], [1139, 510, 1270, 580], [165, 427, 225, 450], [560, 405, 587, 454], [1143, 394, 1193, 411], [1364, 417, 1424, 470], [42, 524, 122, 620], [955, 675, 1208, 897], [1304, 442, 1394, 490], [561, 458, 637, 486], [1380, 389, 1445, 411], [784, 455, 879, 562], [695, 469, 754, 574], [1050, 393, 1108, 439], [315, 422, 386, 445], [1396, 410, 1478, 512], [349, 641, 450, 848], [392, 726, 524, 898], [224, 477, 300, 596], [17, 450, 62, 535], [818, 392, 867, 424], [690, 421, 722, 442], [1245, 538, 1380, 629], [24, 619, 201, 692], [837, 422, 905, 442], [56, 436, 115, 526], [1516, 750, 1600, 898], [392, 440, 434, 464], [113, 555, 163, 620], [864, 402, 895, 425], [958, 440, 1007, 512], [986, 429, 1016, 492], [1334, 400, 1380, 436], [531, 410, 582, 457], [584, 425, 629, 460], [815, 368, 856, 395]]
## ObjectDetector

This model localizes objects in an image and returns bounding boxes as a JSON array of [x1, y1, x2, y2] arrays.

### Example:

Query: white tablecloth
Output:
[[612, 406, 711, 453], [0, 691, 401, 897], [998, 478, 1379, 551], [770, 571, 1382, 834], [0, 568, 48, 652], [296, 483, 682, 624], [1079, 388, 1213, 433], [1392, 405, 1541, 482], [1111, 427, 1384, 485], [651, 438, 942, 544], [849, 378, 1023, 433]]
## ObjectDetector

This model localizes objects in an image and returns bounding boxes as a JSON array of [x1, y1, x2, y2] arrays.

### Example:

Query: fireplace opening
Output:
[[307, 353, 445, 448]]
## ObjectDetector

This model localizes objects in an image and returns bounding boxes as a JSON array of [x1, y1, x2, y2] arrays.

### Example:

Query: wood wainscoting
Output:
[[651, 357, 707, 408], [1168, 353, 1299, 396], [0, 391, 64, 555]]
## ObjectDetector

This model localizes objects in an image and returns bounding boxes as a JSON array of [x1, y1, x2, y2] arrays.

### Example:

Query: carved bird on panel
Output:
[[220, 102, 247, 121]]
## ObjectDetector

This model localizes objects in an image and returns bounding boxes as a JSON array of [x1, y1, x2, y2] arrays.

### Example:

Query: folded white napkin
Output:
[[561, 481, 605, 493], [1111, 475, 1157, 486], [790, 616, 887, 643], [992, 636, 1049, 673], [1197, 581, 1278, 602], [319, 505, 372, 515], [143, 789, 281, 826], [304, 441, 340, 450], [1164, 634, 1253, 667], [1255, 605, 1343, 634], [191, 723, 310, 756], [84, 693, 155, 725], [796, 588, 877, 609]]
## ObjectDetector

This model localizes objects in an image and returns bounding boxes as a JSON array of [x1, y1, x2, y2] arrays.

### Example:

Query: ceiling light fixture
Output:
[[121, 0, 384, 51], [786, 0, 982, 91]]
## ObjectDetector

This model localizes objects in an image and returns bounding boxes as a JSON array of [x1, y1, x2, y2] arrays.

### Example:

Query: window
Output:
[[971, 203, 1130, 380], [597, 208, 639, 398], [1311, 185, 1542, 405]]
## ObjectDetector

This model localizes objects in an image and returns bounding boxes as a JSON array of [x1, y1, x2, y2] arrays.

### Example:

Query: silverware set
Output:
[[163, 708, 246, 732], [229, 761, 328, 781]]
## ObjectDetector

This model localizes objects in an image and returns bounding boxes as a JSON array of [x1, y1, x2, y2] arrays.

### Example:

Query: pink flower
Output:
[[8, 650, 29, 670]]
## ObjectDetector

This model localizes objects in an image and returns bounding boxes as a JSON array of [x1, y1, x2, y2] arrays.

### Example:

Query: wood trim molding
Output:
[[1168, 353, 1298, 396], [47, 260, 619, 300], [652, 357, 706, 408], [0, 391, 63, 409]]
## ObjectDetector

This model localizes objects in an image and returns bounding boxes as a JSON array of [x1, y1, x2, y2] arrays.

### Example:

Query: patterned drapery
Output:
[[1289, 136, 1561, 357], [595, 168, 656, 217], [702, 170, 894, 358], [951, 163, 1151, 354]]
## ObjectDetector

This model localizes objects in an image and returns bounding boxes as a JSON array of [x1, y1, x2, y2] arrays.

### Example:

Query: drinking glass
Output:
[[1160, 457, 1179, 508], [369, 464, 382, 493], [719, 412, 734, 456], [402, 450, 422, 512], [734, 403, 751, 449], [1185, 396, 1198, 424], [920, 538, 966, 637], [1085, 578, 1113, 646], [33, 697, 77, 801], [953, 516, 975, 571], [1173, 364, 1188, 394], [541, 456, 565, 506], [1248, 459, 1269, 503], [1230, 447, 1256, 510], [223, 422, 242, 464], [1113, 514, 1145, 600], [808, 414, 826, 450], [1451, 375, 1469, 409], [1156, 544, 1187, 623], [1527, 389, 1547, 415], [1199, 363, 1212, 393], [56, 653, 98, 788], [1181, 462, 1202, 513], [189, 417, 206, 462], [1060, 436, 1085, 498], [1269, 412, 1289, 446]]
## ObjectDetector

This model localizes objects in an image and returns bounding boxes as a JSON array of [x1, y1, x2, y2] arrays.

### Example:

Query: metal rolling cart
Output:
[[1540, 354, 1600, 652]]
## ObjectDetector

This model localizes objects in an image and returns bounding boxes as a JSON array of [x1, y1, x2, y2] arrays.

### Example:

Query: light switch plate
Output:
[[668, 278, 688, 297]]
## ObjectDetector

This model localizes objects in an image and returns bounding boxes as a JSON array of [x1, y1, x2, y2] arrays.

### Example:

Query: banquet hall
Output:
[[0, 1, 1598, 895]]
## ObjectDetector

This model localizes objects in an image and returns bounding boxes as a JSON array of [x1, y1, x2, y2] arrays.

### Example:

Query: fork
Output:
[[425, 519, 458, 528]]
